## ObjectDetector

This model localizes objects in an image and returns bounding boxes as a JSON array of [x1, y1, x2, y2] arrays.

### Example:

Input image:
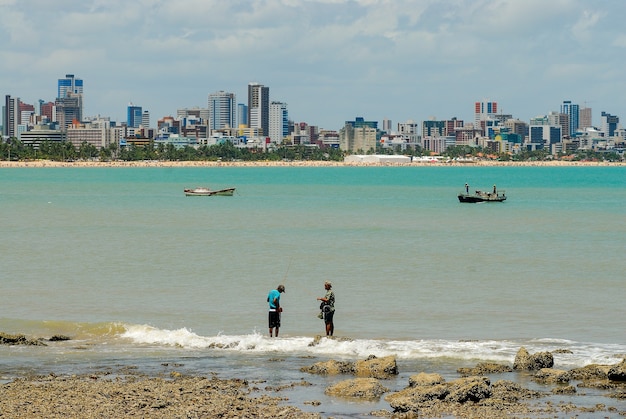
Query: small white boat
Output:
[[184, 187, 235, 196]]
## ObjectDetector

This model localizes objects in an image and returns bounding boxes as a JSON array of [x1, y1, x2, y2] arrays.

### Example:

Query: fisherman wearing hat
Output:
[[317, 281, 335, 336], [267, 284, 285, 337]]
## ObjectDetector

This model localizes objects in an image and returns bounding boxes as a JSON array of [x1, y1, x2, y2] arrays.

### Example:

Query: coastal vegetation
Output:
[[0, 138, 622, 163]]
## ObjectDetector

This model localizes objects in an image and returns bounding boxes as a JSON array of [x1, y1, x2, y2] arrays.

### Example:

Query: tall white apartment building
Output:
[[248, 82, 269, 136], [269, 101, 288, 143], [208, 91, 236, 133]]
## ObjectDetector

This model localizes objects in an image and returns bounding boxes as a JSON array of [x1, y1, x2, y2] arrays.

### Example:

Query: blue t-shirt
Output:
[[268, 289, 280, 309]]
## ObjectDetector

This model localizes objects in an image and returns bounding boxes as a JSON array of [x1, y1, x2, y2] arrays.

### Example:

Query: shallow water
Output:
[[1, 166, 624, 416]]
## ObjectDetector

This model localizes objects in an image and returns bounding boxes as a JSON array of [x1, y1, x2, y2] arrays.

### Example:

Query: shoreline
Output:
[[0, 359, 624, 418], [1, 333, 624, 418], [0, 159, 624, 168]]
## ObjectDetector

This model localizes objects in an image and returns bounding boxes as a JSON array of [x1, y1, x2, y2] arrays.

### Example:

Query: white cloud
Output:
[[1, 0, 624, 128]]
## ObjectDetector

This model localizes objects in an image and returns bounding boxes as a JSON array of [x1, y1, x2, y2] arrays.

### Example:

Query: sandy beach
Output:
[[0, 159, 624, 168]]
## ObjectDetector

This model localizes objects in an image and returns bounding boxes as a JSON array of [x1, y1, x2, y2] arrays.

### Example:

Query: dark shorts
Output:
[[268, 311, 281, 328], [323, 310, 334, 325]]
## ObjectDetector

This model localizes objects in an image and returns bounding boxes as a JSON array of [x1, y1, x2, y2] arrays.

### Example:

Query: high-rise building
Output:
[[208, 91, 237, 132], [127, 103, 142, 128], [474, 100, 497, 126], [339, 117, 378, 152], [600, 112, 619, 137], [40, 101, 55, 123], [269, 101, 288, 143], [382, 118, 392, 132], [561, 100, 579, 136], [3, 95, 19, 138], [548, 111, 568, 139], [55, 96, 82, 131], [19, 101, 35, 125], [422, 119, 446, 137], [529, 124, 561, 147], [142, 111, 150, 129], [579, 107, 592, 130], [56, 74, 84, 131], [58, 74, 83, 98], [248, 82, 269, 136], [237, 103, 247, 127]]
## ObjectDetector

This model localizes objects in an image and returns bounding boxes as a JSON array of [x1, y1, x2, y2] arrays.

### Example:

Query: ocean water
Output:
[[1, 165, 625, 417]]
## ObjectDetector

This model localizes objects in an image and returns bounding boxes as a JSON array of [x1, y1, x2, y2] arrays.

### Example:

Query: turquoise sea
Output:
[[1, 165, 625, 417]]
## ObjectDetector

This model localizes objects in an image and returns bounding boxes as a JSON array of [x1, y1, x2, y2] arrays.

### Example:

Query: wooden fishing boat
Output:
[[184, 187, 235, 196], [458, 189, 506, 203]]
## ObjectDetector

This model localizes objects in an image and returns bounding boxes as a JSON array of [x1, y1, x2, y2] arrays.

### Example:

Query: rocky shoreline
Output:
[[2, 333, 625, 418]]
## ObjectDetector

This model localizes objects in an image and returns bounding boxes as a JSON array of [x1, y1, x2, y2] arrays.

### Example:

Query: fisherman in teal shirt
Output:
[[267, 284, 285, 337]]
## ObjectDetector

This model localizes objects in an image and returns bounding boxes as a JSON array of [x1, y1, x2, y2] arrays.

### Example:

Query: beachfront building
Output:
[[19, 124, 64, 149], [339, 117, 378, 152], [208, 91, 237, 134], [248, 82, 269, 136], [344, 154, 411, 164], [421, 136, 455, 154], [290, 122, 313, 145], [319, 130, 340, 148], [153, 133, 198, 149], [269, 101, 288, 144], [66, 119, 122, 149]]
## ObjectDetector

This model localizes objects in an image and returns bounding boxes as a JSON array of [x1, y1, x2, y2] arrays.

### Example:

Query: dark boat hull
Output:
[[458, 193, 506, 203]]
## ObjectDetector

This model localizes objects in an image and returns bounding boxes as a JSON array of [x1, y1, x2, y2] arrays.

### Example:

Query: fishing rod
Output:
[[282, 256, 293, 283]]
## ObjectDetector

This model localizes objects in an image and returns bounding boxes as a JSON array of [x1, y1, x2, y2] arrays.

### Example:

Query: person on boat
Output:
[[317, 281, 335, 336], [267, 284, 285, 337], [465, 183, 469, 194], [493, 184, 497, 194]]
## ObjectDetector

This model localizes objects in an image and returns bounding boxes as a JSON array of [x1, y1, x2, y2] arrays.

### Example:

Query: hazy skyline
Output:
[[1, 0, 624, 130]]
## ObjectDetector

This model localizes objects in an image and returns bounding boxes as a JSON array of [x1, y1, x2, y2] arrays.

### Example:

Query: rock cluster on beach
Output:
[[298, 345, 626, 418], [2, 333, 625, 418]]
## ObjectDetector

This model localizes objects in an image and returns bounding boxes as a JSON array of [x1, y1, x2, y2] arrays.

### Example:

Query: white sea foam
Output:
[[120, 324, 625, 368]]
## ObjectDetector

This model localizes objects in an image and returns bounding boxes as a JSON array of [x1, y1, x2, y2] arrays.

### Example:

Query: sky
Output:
[[1, 0, 625, 130]]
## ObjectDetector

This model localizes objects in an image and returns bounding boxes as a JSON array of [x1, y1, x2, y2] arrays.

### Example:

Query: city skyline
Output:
[[0, 1, 625, 130]]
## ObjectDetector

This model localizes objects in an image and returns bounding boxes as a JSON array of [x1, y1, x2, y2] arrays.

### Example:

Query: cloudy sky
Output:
[[1, 0, 624, 130]]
